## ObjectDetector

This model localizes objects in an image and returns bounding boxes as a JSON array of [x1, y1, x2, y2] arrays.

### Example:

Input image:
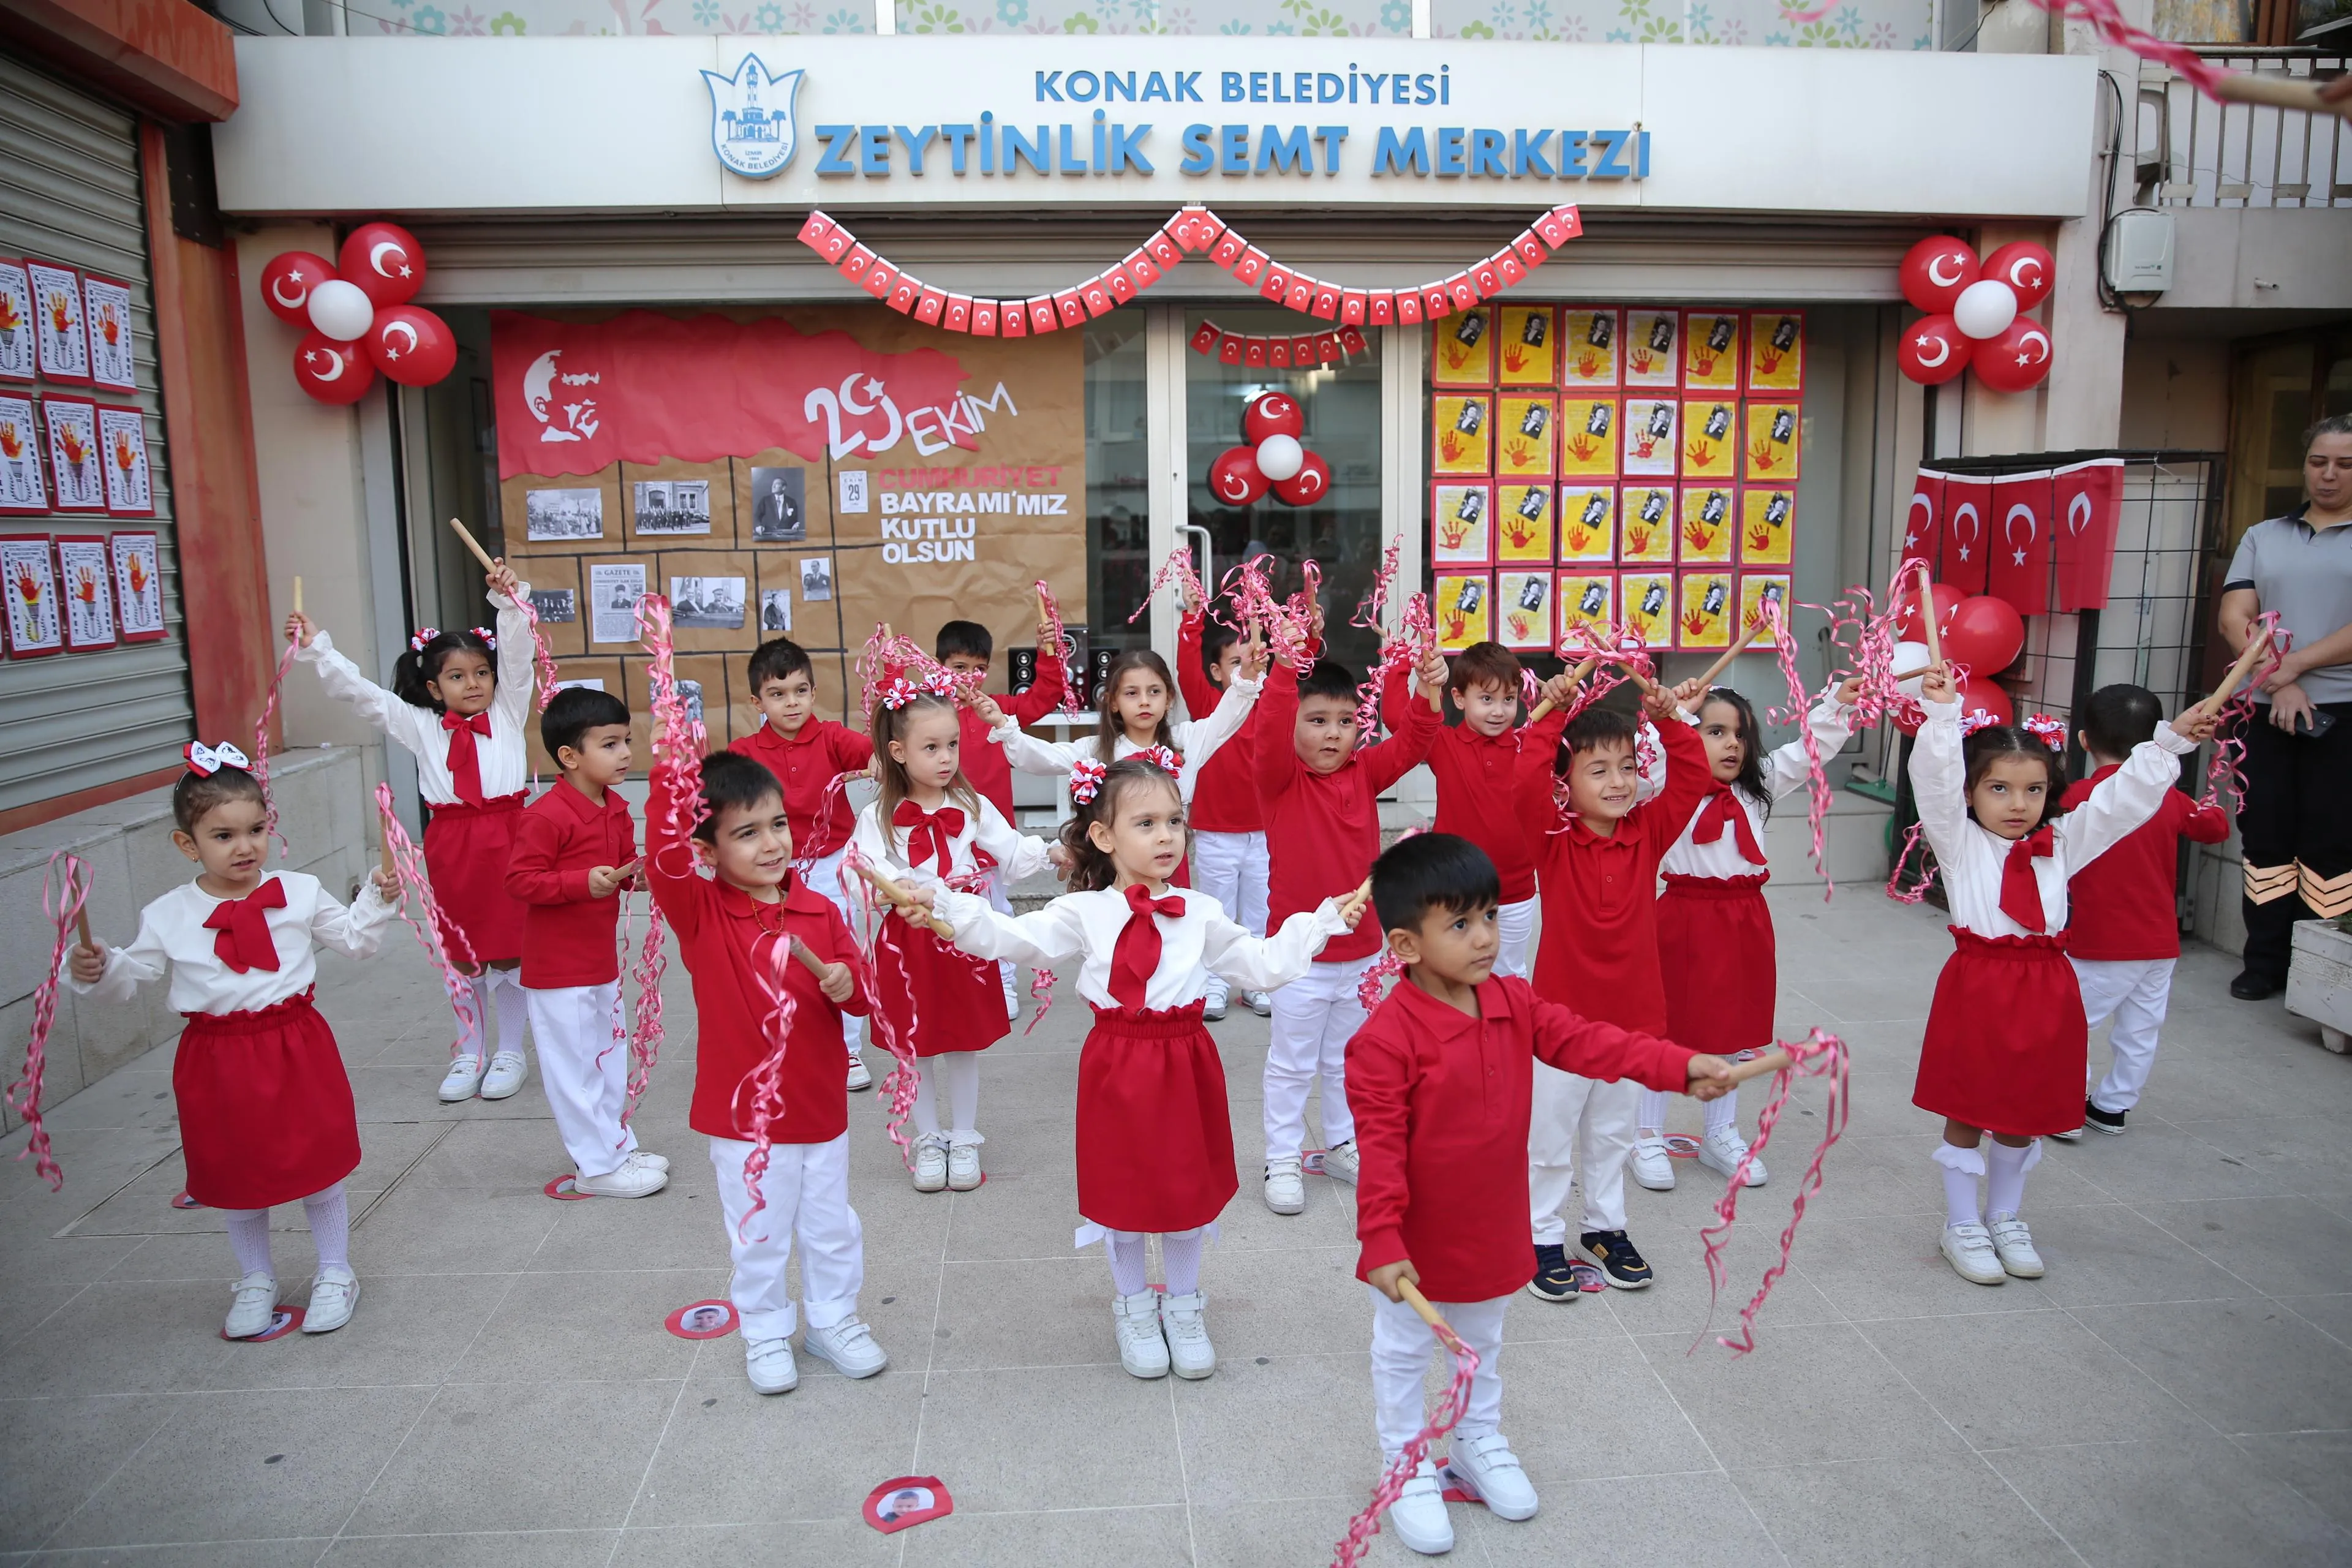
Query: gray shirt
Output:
[[2224, 506, 2352, 706]]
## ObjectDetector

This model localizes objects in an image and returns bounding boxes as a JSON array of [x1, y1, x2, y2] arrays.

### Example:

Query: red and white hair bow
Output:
[[2019, 713, 2067, 752], [1132, 744, 1182, 775], [1069, 757, 1107, 805], [184, 741, 251, 776], [881, 669, 957, 710], [469, 625, 497, 650], [1958, 710, 2000, 738], [408, 626, 442, 653]]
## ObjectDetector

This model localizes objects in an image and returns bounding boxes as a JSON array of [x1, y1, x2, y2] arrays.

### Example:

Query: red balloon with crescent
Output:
[[1242, 391, 1305, 445], [293, 332, 376, 405], [338, 222, 426, 309], [1970, 317, 2054, 394], [364, 304, 458, 386], [1271, 450, 1331, 507], [260, 251, 338, 329], [1208, 445, 1272, 507], [1898, 314, 1973, 385], [1978, 241, 2055, 310], [1899, 236, 1980, 315]]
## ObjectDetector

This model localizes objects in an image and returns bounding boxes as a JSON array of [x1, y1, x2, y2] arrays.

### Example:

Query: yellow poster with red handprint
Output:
[[1496, 306, 1558, 387], [1430, 311, 1496, 388], [1555, 398, 1618, 480], [1682, 311, 1742, 392], [1743, 401, 1803, 483], [1622, 398, 1678, 479], [1746, 311, 1804, 394], [1556, 485, 1615, 564], [1678, 486, 1736, 565], [1435, 571, 1492, 651], [1555, 571, 1616, 642], [1495, 483, 1553, 563], [1498, 570, 1553, 651], [1738, 573, 1793, 638], [1619, 484, 1676, 566], [1681, 401, 1738, 480], [1621, 571, 1674, 649], [1677, 570, 1734, 650], [1495, 396, 1555, 478], [1740, 486, 1795, 565], [1558, 307, 1621, 390], [1431, 483, 1493, 565], [1432, 394, 1493, 477], [1623, 309, 1679, 390]]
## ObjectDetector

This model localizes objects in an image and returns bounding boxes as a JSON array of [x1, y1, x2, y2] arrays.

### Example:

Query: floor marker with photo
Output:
[[665, 1299, 738, 1339], [863, 1477, 952, 1534]]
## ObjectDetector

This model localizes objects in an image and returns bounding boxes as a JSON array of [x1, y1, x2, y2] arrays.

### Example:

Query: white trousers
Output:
[[709, 1133, 864, 1342], [1367, 1286, 1509, 1460], [988, 875, 1019, 1015], [801, 848, 864, 1058], [1494, 895, 1538, 981], [2071, 956, 2177, 1115], [1528, 1063, 1637, 1240], [526, 981, 638, 1180], [1196, 830, 1272, 1009], [1264, 955, 1372, 1161]]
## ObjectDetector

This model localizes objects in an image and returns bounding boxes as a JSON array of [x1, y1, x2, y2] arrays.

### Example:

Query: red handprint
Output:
[[1502, 344, 1529, 375], [1757, 346, 1783, 377], [1439, 514, 1474, 551], [1504, 516, 1537, 552], [1631, 430, 1657, 459], [1439, 429, 1468, 464], [1685, 439, 1714, 470], [1684, 515, 1716, 554], [1441, 605, 1468, 641], [99, 304, 120, 347], [1442, 341, 1471, 370], [1574, 349, 1604, 380], [0, 420, 20, 459], [14, 562, 39, 606], [45, 289, 71, 333], [72, 566, 97, 605], [1564, 432, 1598, 464], [1747, 521, 1774, 554], [1692, 347, 1716, 378], [1624, 522, 1653, 557], [127, 553, 148, 594], [0, 293, 19, 333], [1503, 438, 1533, 469], [1749, 438, 1777, 473], [1630, 347, 1652, 375], [1564, 523, 1591, 554], [111, 429, 135, 476], [1507, 609, 1534, 640], [1681, 606, 1708, 639], [58, 424, 86, 467]]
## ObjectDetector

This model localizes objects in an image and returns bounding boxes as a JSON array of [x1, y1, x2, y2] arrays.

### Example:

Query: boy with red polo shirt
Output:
[[1254, 646, 1447, 1216], [1348, 833, 1730, 1555], [1382, 641, 1570, 979], [506, 687, 664, 1199], [1178, 595, 1270, 1019], [1517, 679, 1711, 1293], [2053, 684, 2231, 1139], [647, 747, 886, 1395], [730, 637, 876, 1088]]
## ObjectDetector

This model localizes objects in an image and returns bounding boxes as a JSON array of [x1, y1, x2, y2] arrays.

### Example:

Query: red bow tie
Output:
[[1111, 881, 1187, 1011], [440, 710, 492, 805], [1999, 826, 2056, 933], [892, 799, 965, 876], [1693, 783, 1766, 866], [203, 877, 288, 974]]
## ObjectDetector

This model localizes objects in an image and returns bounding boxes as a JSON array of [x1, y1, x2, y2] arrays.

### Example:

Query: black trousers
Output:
[[2235, 701, 2352, 982]]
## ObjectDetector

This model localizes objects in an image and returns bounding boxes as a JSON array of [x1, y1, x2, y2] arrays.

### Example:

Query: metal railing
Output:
[[2135, 47, 2351, 207]]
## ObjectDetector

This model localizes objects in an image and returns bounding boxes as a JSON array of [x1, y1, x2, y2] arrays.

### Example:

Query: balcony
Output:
[[2136, 47, 2351, 206]]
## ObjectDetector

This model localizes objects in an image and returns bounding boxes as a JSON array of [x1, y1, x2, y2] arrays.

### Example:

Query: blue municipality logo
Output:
[[702, 54, 803, 179]]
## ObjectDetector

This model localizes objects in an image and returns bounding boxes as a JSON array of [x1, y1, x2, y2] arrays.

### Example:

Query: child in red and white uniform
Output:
[[850, 679, 1052, 1194], [66, 758, 399, 1340], [1635, 680, 1860, 1193], [1178, 592, 1271, 1019], [647, 747, 886, 1395], [1346, 832, 1733, 1556], [1381, 641, 1570, 981], [1909, 669, 2214, 1284], [2052, 684, 2231, 1140], [507, 686, 663, 1199], [729, 636, 876, 1090], [288, 562, 537, 1105]]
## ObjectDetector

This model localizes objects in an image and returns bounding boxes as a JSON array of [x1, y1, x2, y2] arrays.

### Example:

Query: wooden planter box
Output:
[[2287, 919, 2352, 1055]]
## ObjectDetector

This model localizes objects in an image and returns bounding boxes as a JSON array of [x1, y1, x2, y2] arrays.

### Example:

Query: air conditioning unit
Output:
[[2104, 210, 2175, 295]]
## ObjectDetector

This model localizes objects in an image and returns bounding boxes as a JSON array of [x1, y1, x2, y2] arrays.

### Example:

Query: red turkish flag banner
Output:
[[1986, 469, 2054, 617], [1189, 321, 1220, 355], [489, 309, 982, 479], [1938, 475, 1992, 597], [1904, 469, 1945, 573], [2051, 458, 2125, 612]]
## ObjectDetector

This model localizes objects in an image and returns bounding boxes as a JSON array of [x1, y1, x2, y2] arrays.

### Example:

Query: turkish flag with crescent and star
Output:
[[1987, 469, 2054, 616], [1904, 469, 1945, 575], [2051, 458, 2125, 612], [1937, 474, 1992, 597]]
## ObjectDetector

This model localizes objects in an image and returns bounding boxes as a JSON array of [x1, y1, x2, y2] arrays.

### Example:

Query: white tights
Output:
[[1107, 1229, 1204, 1296], [460, 967, 529, 1060], [1639, 1085, 1739, 1139], [911, 1051, 981, 1142], [224, 1183, 350, 1278]]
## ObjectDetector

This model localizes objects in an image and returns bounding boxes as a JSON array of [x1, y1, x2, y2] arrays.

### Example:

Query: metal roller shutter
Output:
[[0, 53, 194, 812]]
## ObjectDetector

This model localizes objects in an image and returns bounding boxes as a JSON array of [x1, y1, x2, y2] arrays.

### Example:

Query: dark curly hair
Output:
[[391, 628, 497, 713], [1057, 758, 1185, 894]]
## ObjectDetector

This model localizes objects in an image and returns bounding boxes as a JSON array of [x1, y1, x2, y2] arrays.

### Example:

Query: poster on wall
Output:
[[1494, 396, 1555, 479], [1744, 402, 1803, 482], [1738, 573, 1793, 636], [1559, 308, 1620, 390], [1430, 309, 1494, 388], [1431, 394, 1491, 477], [1558, 486, 1615, 563], [1681, 401, 1738, 481], [1431, 483, 1493, 566], [1496, 570, 1552, 652], [1621, 570, 1673, 649], [1623, 310, 1679, 390], [1678, 486, 1736, 565], [1621, 484, 1676, 566], [1622, 398, 1678, 480], [1495, 483, 1552, 564], [83, 276, 135, 391], [0, 262, 34, 382], [0, 393, 45, 512], [1, 535, 62, 656], [1740, 488, 1795, 566], [589, 561, 647, 644], [671, 575, 746, 630], [749, 466, 806, 541], [632, 478, 711, 536], [1678, 570, 1734, 650], [529, 587, 576, 624], [111, 530, 165, 641], [1556, 398, 1616, 480], [798, 556, 832, 602], [1433, 572, 1490, 651], [97, 406, 152, 516], [43, 398, 104, 511], [54, 534, 116, 650], [1746, 312, 1805, 394], [528, 488, 604, 541], [760, 587, 791, 633], [1682, 311, 1743, 392], [26, 262, 88, 383], [1494, 306, 1556, 388], [1556, 570, 1615, 641]]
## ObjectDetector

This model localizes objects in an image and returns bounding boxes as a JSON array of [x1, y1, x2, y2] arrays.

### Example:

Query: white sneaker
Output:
[[1630, 1137, 1676, 1191], [1940, 1222, 2007, 1285], [1447, 1431, 1538, 1521], [574, 1160, 668, 1198], [1322, 1140, 1361, 1186], [1002, 984, 1020, 1021], [947, 1139, 983, 1191], [302, 1265, 359, 1333], [437, 1054, 484, 1102], [478, 1050, 527, 1101], [1160, 1289, 1215, 1380], [1386, 1460, 1455, 1555], [846, 1055, 873, 1091], [625, 1148, 669, 1174], [1697, 1126, 1766, 1187], [745, 1336, 798, 1394], [1264, 1156, 1305, 1215], [913, 1134, 949, 1193], [1204, 989, 1229, 1022], [2049, 1125, 2084, 1143], [1243, 990, 1273, 1017], [224, 1272, 277, 1339], [1986, 1213, 2046, 1278], [802, 1315, 889, 1378], [1113, 1289, 1170, 1379]]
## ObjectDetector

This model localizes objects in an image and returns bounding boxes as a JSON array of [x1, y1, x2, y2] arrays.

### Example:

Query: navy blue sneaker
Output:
[[1578, 1229, 1654, 1290], [1526, 1243, 1578, 1302]]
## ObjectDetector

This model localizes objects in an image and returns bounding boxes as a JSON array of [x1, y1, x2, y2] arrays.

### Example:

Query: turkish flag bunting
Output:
[[1268, 338, 1291, 369], [1368, 290, 1396, 325], [1938, 475, 1992, 597], [797, 211, 835, 249], [971, 300, 1000, 336], [1216, 332, 1243, 364], [998, 301, 1026, 337], [913, 287, 946, 325], [1143, 231, 1182, 270], [1123, 250, 1161, 290], [1986, 470, 2054, 617], [1512, 230, 1547, 268], [1310, 282, 1341, 320], [1259, 262, 1295, 303], [1904, 469, 1945, 573], [1189, 321, 1221, 355], [1081, 277, 1117, 317], [2052, 459, 2125, 611], [1232, 247, 1270, 286]]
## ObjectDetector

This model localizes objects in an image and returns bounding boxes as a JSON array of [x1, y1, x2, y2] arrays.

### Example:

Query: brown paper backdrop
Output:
[[500, 306, 1087, 769]]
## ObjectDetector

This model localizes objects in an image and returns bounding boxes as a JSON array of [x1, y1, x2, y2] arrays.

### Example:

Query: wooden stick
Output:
[[1912, 559, 1943, 671], [1336, 875, 1373, 929], [787, 937, 832, 978], [74, 891, 91, 952], [1691, 616, 1770, 693], [1396, 1278, 1448, 1334], [2212, 70, 2350, 118], [851, 861, 956, 938], [292, 575, 303, 617], [380, 837, 396, 881], [447, 516, 498, 573], [1724, 1049, 1793, 1087], [1890, 663, 1934, 685], [2195, 626, 2273, 718], [1525, 655, 1600, 726], [1035, 584, 1052, 639]]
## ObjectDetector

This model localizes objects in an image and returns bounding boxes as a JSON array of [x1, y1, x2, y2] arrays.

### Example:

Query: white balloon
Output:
[[1254, 432, 1304, 483], [1893, 639, 1932, 701], [1951, 279, 2018, 341], [307, 279, 375, 342]]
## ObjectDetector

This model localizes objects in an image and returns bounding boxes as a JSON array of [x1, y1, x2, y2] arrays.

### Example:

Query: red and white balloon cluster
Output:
[[1894, 237, 2054, 395], [1208, 393, 1331, 508], [258, 223, 457, 406]]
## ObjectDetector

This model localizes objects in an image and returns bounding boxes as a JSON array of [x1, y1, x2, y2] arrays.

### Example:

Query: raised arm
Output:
[[488, 575, 537, 728], [929, 885, 1090, 969], [1003, 647, 1068, 725], [1355, 649, 1447, 795], [990, 718, 1086, 778], [1170, 672, 1262, 790], [1176, 609, 1218, 723], [1763, 689, 1858, 801], [1906, 698, 1973, 864], [643, 760, 708, 940], [1643, 701, 1716, 842], [1254, 659, 1305, 804], [296, 630, 436, 760], [2053, 725, 2198, 872], [1201, 898, 1349, 990], [310, 878, 396, 960]]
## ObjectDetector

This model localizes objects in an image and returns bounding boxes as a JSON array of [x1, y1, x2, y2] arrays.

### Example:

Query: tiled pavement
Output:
[[3, 887, 2350, 1566]]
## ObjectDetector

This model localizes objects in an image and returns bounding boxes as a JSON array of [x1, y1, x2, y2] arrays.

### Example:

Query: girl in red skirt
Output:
[[1640, 679, 1860, 1193], [908, 755, 1363, 1380], [66, 759, 399, 1340], [1909, 666, 2214, 1286], [850, 680, 1052, 1195], [290, 559, 538, 1106]]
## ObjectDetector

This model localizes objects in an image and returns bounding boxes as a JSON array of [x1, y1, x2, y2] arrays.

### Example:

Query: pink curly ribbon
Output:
[[374, 783, 483, 1061], [1353, 592, 1436, 742], [1885, 818, 1936, 905], [518, 594, 562, 713], [1807, 581, 1924, 736], [2016, 0, 2226, 93], [1129, 545, 1212, 628], [251, 635, 301, 860], [1355, 948, 1406, 1012], [1221, 554, 1318, 672], [1756, 598, 1833, 894], [1332, 1299, 1482, 1568], [857, 624, 981, 722], [1352, 536, 1405, 637], [841, 842, 924, 1168], [733, 926, 802, 1242], [8, 851, 89, 1190], [1693, 1027, 1850, 1357], [1023, 963, 1057, 1036], [1033, 580, 1084, 715], [625, 592, 714, 1110], [617, 895, 669, 1136], [2201, 612, 2288, 815]]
